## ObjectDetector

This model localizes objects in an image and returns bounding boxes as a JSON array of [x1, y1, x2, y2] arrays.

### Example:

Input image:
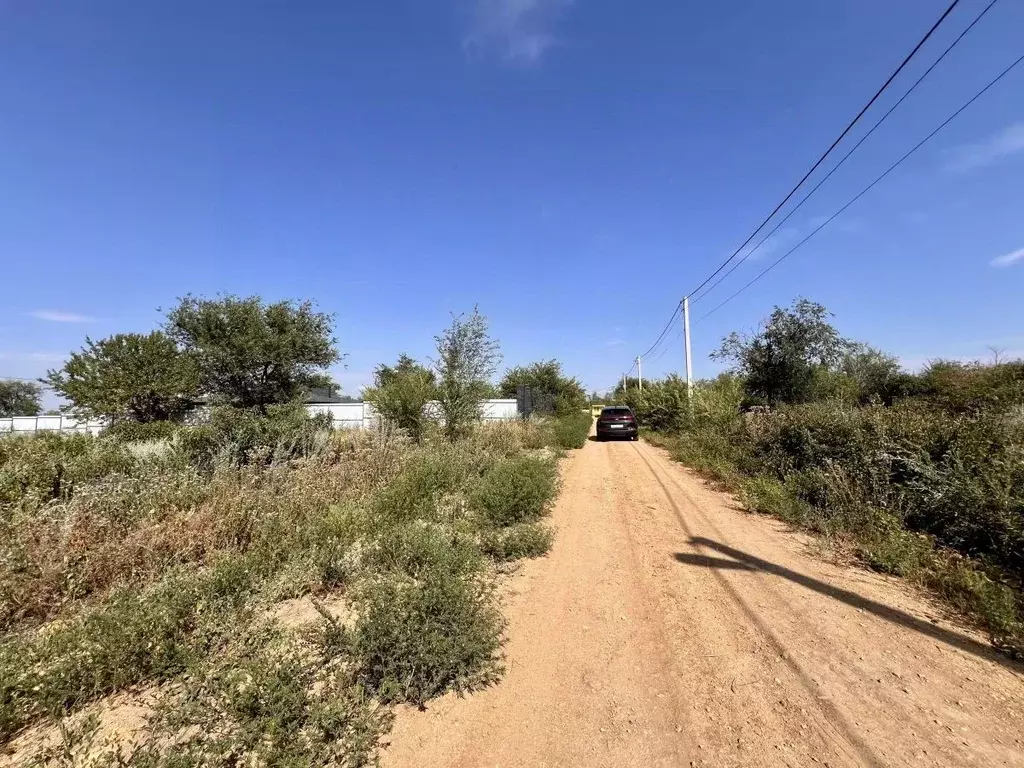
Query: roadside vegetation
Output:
[[622, 298, 1024, 658], [0, 296, 586, 764]]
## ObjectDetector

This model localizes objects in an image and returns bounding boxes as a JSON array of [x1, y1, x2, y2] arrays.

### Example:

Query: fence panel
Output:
[[1, 400, 518, 437]]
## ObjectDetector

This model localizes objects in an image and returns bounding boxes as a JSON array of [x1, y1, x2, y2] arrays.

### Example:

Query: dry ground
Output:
[[383, 436, 1024, 768]]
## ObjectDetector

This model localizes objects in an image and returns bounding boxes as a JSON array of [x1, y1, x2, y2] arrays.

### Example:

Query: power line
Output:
[[699, 49, 1024, 321], [691, 0, 1000, 306], [637, 303, 681, 360], [685, 0, 962, 300], [649, 325, 684, 365]]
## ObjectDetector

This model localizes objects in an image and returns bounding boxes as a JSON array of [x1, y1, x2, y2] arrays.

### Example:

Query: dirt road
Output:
[[383, 438, 1024, 767]]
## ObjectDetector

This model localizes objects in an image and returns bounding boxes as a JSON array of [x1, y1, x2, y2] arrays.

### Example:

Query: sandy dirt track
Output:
[[383, 437, 1024, 767]]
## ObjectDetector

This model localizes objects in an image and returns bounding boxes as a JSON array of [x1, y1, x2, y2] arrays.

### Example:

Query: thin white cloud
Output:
[[740, 227, 801, 261], [465, 0, 574, 65], [606, 339, 625, 347], [944, 122, 1024, 172], [990, 247, 1024, 268], [26, 310, 96, 323]]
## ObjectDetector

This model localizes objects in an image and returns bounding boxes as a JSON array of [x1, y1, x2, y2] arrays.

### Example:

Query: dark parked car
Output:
[[596, 405, 638, 441]]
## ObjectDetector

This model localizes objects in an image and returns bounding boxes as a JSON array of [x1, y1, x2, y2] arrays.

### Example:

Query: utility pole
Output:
[[637, 356, 643, 392], [683, 296, 693, 404], [621, 372, 626, 394]]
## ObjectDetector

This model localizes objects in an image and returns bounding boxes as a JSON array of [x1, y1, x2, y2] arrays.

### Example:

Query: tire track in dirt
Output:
[[620, 441, 880, 767]]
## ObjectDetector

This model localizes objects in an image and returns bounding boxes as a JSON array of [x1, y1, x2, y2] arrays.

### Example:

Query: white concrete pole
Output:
[[683, 296, 693, 403]]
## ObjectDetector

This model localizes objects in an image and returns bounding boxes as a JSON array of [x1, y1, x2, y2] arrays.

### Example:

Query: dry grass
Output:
[[0, 417, 570, 763]]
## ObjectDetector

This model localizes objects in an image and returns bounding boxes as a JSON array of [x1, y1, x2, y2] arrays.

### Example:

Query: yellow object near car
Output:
[[590, 405, 603, 418]]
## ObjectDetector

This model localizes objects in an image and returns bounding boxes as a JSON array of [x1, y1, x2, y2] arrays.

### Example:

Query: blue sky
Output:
[[2, 0, 1022, 399]]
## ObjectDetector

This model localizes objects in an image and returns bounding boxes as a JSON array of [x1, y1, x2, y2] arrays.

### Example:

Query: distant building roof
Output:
[[304, 388, 360, 404]]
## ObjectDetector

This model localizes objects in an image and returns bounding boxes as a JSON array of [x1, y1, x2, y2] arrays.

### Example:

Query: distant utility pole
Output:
[[637, 356, 643, 392], [621, 372, 626, 393], [683, 296, 693, 404]]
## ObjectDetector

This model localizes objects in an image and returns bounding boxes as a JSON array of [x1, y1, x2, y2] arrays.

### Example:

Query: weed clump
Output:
[[479, 523, 554, 562], [551, 412, 591, 449], [470, 455, 558, 527], [351, 571, 503, 705]]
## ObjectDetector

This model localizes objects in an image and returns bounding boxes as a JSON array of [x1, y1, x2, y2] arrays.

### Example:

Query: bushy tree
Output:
[[842, 344, 902, 403], [45, 332, 199, 422], [713, 298, 851, 405], [0, 381, 42, 417], [919, 359, 1024, 413], [165, 295, 339, 412], [363, 355, 437, 441], [499, 360, 586, 416], [619, 374, 691, 432], [434, 308, 501, 441], [612, 377, 641, 399]]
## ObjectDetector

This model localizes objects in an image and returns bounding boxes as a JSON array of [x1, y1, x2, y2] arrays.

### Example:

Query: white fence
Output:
[[0, 400, 520, 437], [0, 414, 107, 437]]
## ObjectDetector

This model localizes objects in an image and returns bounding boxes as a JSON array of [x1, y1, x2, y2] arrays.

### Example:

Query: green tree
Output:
[[434, 307, 501, 440], [165, 295, 340, 412], [0, 380, 42, 417], [842, 344, 902, 403], [712, 298, 851, 405], [612, 377, 641, 399], [499, 360, 586, 415], [45, 332, 200, 422], [363, 354, 437, 441], [920, 358, 1024, 413]]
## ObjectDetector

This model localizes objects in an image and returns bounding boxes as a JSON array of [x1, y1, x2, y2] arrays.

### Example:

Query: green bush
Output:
[[748, 402, 1024, 580], [0, 432, 136, 509], [119, 624, 390, 767], [173, 405, 332, 469], [920, 359, 1024, 413], [551, 412, 591, 449], [0, 554, 262, 739], [479, 523, 554, 562], [371, 449, 470, 522], [659, 390, 1024, 656], [366, 523, 484, 579], [351, 571, 503, 705], [470, 455, 558, 527], [105, 419, 182, 443]]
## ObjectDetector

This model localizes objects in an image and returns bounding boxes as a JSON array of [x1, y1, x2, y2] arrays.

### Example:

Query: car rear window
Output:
[[601, 407, 632, 416]]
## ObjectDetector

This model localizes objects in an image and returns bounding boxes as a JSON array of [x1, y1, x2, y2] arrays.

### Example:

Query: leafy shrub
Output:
[[621, 374, 691, 433], [479, 523, 554, 562], [738, 475, 814, 528], [371, 449, 470, 522], [0, 555, 261, 739], [120, 624, 390, 767], [924, 557, 1024, 658], [0, 433, 136, 509], [856, 510, 934, 577], [920, 359, 1024, 413], [363, 355, 437, 442], [551, 412, 591, 449], [366, 523, 484, 579], [174, 404, 332, 469], [105, 419, 182, 443], [663, 391, 1024, 656], [0, 460, 210, 630], [351, 571, 503, 705], [470, 455, 558, 527]]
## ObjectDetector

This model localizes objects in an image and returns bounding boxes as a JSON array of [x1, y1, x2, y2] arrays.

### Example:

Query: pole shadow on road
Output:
[[673, 538, 1023, 671]]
